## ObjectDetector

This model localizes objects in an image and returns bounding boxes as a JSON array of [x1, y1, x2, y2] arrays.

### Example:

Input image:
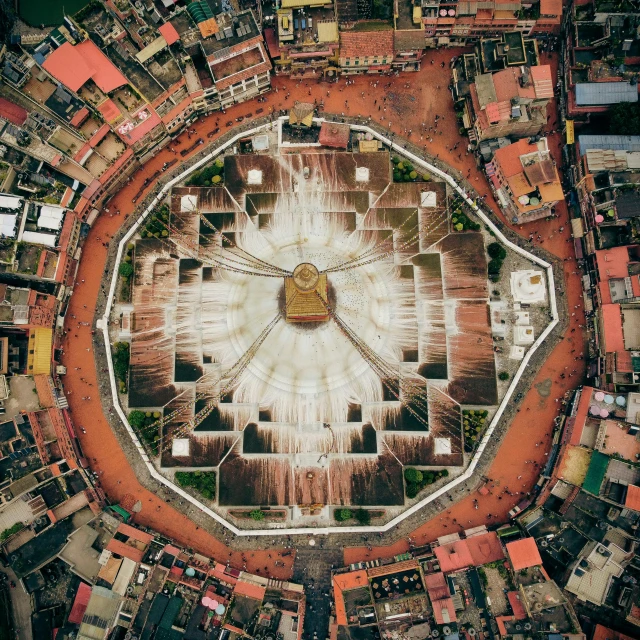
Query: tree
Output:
[[128, 410, 146, 429], [119, 262, 134, 278], [422, 173, 431, 181], [250, 509, 265, 521], [488, 258, 503, 275], [355, 509, 371, 525], [608, 102, 640, 136], [406, 483, 419, 499], [335, 508, 353, 522], [487, 242, 506, 260], [498, 371, 510, 381], [404, 467, 423, 484]]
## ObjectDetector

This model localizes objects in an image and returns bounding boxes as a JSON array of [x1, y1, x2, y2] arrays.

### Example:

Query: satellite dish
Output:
[[215, 604, 225, 615], [468, 629, 476, 637], [443, 626, 452, 635]]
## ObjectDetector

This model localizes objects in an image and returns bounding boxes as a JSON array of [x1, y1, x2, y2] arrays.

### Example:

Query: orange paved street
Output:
[[62, 47, 585, 569]]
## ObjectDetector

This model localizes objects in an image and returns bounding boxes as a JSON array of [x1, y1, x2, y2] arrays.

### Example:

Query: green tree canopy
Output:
[[128, 410, 146, 429], [608, 102, 640, 136], [404, 467, 423, 484], [119, 262, 134, 278]]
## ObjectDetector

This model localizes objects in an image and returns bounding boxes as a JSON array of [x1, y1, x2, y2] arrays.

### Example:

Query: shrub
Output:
[[487, 242, 506, 260], [118, 262, 134, 278], [212, 175, 222, 184], [498, 371, 510, 381], [113, 342, 130, 385], [128, 410, 146, 429], [404, 467, 423, 484], [406, 483, 419, 499], [176, 471, 216, 500], [355, 509, 371, 525], [422, 173, 431, 181], [335, 508, 353, 522], [250, 509, 265, 521], [488, 258, 503, 275]]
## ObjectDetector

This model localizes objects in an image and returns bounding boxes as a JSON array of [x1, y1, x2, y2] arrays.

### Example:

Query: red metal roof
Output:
[[43, 42, 92, 91], [0, 97, 28, 126], [466, 532, 505, 566], [43, 41, 128, 94], [68, 582, 92, 624], [625, 484, 640, 512], [432, 597, 457, 625], [159, 22, 180, 45], [263, 28, 280, 59], [592, 624, 636, 640], [434, 540, 475, 573], [339, 29, 393, 59], [507, 591, 527, 619], [106, 538, 145, 563], [540, 0, 562, 17], [116, 109, 162, 145], [602, 303, 625, 353], [69, 106, 89, 127], [97, 99, 122, 123], [506, 538, 542, 571], [319, 122, 350, 149], [76, 41, 128, 92], [235, 580, 266, 601], [530, 65, 555, 99]]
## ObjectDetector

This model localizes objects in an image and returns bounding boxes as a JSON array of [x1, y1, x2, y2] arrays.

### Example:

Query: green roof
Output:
[[108, 505, 131, 522], [582, 451, 609, 495], [159, 596, 183, 630]]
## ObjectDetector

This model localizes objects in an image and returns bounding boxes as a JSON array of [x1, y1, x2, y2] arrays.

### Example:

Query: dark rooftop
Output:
[[106, 39, 165, 103], [200, 11, 260, 57]]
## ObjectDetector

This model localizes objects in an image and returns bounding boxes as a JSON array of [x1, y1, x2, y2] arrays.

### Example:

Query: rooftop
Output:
[[43, 41, 128, 94], [339, 28, 394, 58], [505, 537, 543, 570], [575, 82, 639, 107]]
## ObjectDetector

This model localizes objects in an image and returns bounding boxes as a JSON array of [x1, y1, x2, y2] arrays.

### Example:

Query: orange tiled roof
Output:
[[434, 540, 475, 573], [506, 538, 542, 571], [540, 0, 562, 16], [507, 591, 527, 619], [492, 68, 520, 103], [493, 139, 532, 179], [602, 303, 625, 353], [340, 29, 393, 59], [235, 580, 266, 601], [531, 65, 555, 98], [507, 173, 534, 198], [625, 485, 640, 512], [465, 532, 505, 566], [159, 21, 180, 45]]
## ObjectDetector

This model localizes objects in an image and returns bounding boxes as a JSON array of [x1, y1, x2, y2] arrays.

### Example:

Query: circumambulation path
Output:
[[62, 47, 585, 578]]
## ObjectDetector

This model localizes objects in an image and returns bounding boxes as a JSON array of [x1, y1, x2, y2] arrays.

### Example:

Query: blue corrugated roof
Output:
[[575, 81, 638, 106], [577, 135, 640, 155]]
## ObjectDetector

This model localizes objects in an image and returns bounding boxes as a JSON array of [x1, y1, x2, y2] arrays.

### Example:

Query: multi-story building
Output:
[[463, 63, 554, 142], [418, 0, 561, 47], [270, 0, 340, 79], [338, 27, 394, 74], [562, 0, 640, 125], [487, 137, 564, 223], [198, 11, 272, 109]]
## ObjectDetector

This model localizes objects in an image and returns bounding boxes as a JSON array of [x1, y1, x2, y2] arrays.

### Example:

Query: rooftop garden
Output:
[[141, 204, 170, 238], [175, 471, 216, 500], [392, 156, 430, 183], [186, 159, 225, 187], [404, 467, 449, 499]]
